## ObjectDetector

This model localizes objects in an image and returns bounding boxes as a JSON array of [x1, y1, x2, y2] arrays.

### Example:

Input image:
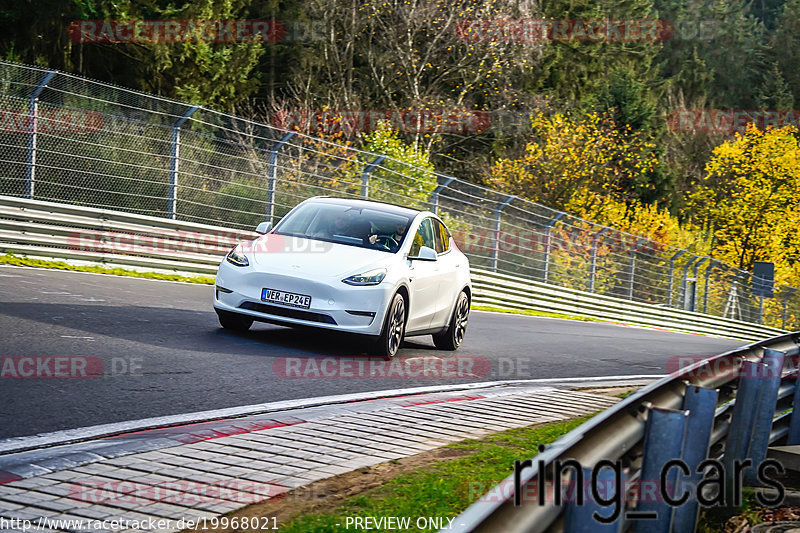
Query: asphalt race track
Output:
[[0, 265, 743, 439]]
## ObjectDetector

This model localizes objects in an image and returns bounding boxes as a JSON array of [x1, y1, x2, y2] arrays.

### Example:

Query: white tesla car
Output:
[[213, 197, 472, 358]]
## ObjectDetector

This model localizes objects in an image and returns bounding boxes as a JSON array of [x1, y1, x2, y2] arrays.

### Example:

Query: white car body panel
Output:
[[213, 197, 471, 341]]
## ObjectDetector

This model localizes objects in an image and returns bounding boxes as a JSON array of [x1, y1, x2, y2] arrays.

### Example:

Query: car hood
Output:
[[247, 234, 394, 278]]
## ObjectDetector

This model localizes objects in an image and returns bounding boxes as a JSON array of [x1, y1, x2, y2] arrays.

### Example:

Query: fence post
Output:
[[361, 155, 386, 199], [668, 250, 687, 307], [267, 131, 296, 225], [490, 195, 515, 272], [678, 256, 699, 309], [168, 104, 200, 220], [589, 228, 609, 293], [429, 176, 455, 214], [688, 257, 709, 311], [627, 238, 647, 301], [703, 260, 721, 314], [24, 70, 57, 199], [633, 407, 689, 533], [783, 288, 797, 330], [672, 386, 718, 533], [542, 212, 566, 283], [563, 466, 625, 532]]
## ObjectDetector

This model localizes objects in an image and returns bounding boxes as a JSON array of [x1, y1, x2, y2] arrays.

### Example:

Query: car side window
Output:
[[409, 218, 436, 256], [433, 219, 450, 254]]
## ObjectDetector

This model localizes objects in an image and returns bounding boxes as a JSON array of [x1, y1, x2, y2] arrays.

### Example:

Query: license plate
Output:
[[261, 288, 312, 309]]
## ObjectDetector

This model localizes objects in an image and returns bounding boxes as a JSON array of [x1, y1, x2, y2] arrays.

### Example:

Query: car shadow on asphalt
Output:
[[0, 302, 438, 358]]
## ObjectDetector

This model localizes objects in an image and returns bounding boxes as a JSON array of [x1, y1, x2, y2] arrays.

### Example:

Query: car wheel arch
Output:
[[394, 284, 410, 324]]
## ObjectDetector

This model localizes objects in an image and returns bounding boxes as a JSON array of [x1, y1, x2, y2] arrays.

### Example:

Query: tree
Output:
[[687, 124, 800, 282], [488, 112, 661, 210]]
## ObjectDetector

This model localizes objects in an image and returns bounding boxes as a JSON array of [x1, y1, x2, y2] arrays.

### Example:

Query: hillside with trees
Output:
[[2, 0, 799, 286]]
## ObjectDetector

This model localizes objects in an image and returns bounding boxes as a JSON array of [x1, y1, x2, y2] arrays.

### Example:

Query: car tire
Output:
[[216, 309, 254, 331], [432, 291, 469, 351], [374, 293, 406, 360]]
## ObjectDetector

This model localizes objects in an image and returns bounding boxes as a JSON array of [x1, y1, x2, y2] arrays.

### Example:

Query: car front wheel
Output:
[[216, 309, 254, 331], [432, 291, 469, 351], [374, 293, 406, 359]]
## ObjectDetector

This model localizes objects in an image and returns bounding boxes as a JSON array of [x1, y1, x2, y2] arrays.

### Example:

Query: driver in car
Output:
[[368, 222, 407, 251]]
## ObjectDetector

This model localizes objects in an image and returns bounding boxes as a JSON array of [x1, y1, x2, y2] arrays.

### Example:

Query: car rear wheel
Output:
[[374, 293, 406, 360], [216, 309, 254, 331], [432, 291, 469, 351]]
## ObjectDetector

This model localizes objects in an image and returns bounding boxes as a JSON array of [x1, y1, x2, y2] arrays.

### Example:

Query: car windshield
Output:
[[273, 201, 414, 253]]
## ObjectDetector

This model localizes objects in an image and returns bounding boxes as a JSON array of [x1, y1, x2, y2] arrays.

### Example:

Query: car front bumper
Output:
[[214, 263, 393, 335]]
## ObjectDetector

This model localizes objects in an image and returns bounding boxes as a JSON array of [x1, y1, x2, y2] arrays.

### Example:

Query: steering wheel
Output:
[[373, 234, 400, 248]]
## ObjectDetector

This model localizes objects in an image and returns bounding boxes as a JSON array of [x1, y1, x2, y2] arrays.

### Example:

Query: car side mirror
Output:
[[255, 221, 272, 235], [409, 246, 437, 261]]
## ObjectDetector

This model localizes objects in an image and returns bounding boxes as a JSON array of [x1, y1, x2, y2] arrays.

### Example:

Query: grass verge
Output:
[[193, 415, 595, 533], [472, 304, 600, 322], [0, 254, 215, 284]]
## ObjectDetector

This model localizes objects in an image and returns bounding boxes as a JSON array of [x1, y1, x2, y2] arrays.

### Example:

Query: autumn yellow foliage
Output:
[[688, 124, 800, 286], [488, 112, 659, 209]]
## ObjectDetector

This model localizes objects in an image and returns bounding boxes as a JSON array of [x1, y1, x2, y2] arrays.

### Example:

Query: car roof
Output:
[[304, 196, 424, 218]]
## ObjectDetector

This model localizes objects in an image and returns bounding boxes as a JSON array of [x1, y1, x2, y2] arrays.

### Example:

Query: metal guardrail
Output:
[[449, 331, 800, 533], [0, 195, 252, 275], [471, 269, 785, 342], [0, 195, 787, 342], [1, 60, 798, 330]]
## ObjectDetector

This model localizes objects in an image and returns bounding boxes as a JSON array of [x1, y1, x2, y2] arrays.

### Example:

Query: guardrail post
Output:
[[168, 104, 200, 220], [678, 256, 699, 309], [542, 211, 566, 283], [688, 257, 709, 311], [782, 288, 797, 330], [703, 260, 721, 314], [563, 466, 625, 532], [267, 131, 295, 225], [490, 195, 515, 272], [589, 228, 609, 293], [673, 386, 718, 533], [429, 176, 455, 214], [628, 238, 647, 301], [788, 357, 800, 444], [24, 70, 57, 199], [668, 250, 687, 307], [361, 155, 386, 199], [744, 349, 785, 485], [723, 359, 766, 506], [633, 407, 689, 533]]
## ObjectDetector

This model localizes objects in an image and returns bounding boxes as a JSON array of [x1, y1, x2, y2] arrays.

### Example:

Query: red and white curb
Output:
[[0, 377, 653, 532]]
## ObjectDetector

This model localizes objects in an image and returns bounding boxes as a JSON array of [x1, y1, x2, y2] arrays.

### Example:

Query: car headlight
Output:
[[226, 244, 249, 267], [343, 268, 386, 286]]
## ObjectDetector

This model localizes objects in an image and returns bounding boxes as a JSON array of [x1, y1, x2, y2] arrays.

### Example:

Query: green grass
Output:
[[0, 254, 215, 284], [276, 415, 592, 532], [472, 304, 600, 322]]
